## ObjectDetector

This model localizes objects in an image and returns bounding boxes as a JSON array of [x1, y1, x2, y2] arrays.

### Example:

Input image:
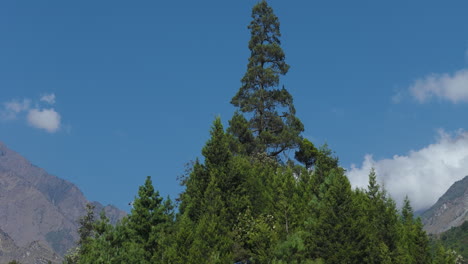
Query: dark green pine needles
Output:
[[231, 0, 303, 158]]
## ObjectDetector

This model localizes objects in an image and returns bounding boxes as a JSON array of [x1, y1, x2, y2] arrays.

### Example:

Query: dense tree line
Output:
[[430, 221, 468, 263], [65, 1, 461, 263]]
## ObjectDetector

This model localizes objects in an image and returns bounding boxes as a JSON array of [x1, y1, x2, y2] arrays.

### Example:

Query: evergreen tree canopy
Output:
[[295, 138, 318, 169], [66, 2, 456, 264], [231, 0, 303, 158], [202, 117, 232, 169], [127, 176, 172, 262]]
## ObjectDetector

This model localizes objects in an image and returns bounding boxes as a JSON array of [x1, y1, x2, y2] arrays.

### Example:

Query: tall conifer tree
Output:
[[127, 176, 170, 262], [231, 0, 303, 157]]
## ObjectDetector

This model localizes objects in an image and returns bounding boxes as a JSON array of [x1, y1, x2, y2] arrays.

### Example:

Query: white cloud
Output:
[[0, 99, 31, 120], [27, 108, 61, 133], [1, 93, 63, 133], [347, 130, 468, 211], [410, 69, 468, 103], [40, 93, 56, 104]]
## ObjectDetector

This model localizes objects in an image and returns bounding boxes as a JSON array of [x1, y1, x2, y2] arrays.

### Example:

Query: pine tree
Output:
[[188, 174, 233, 264], [127, 176, 171, 262], [313, 144, 341, 189], [159, 210, 197, 264], [182, 117, 252, 226], [181, 117, 231, 222], [77, 203, 96, 249], [227, 111, 256, 155], [397, 197, 432, 264], [65, 203, 97, 263], [231, 0, 303, 157], [271, 167, 299, 239], [202, 117, 232, 169], [179, 159, 207, 221], [305, 169, 364, 263], [362, 169, 400, 263], [366, 168, 380, 200], [363, 168, 385, 263], [234, 207, 278, 263], [295, 138, 318, 169], [177, 117, 253, 262], [401, 196, 414, 225], [413, 218, 431, 264]]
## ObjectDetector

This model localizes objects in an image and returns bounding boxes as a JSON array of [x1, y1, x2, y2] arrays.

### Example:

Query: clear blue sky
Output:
[[1, 0, 468, 211]]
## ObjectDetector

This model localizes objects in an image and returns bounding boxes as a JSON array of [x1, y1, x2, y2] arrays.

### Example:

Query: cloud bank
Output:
[[410, 69, 468, 103], [0, 99, 31, 120], [1, 93, 62, 133], [347, 130, 468, 211], [27, 108, 61, 133]]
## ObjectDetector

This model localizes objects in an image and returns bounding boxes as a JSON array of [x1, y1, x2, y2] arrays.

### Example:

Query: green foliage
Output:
[[63, 203, 96, 263], [304, 169, 365, 263], [273, 231, 309, 263], [234, 207, 278, 263], [432, 221, 468, 263], [127, 176, 169, 261], [202, 117, 232, 168], [68, 2, 442, 264], [63, 247, 80, 264], [295, 138, 318, 169], [230, 0, 303, 157], [360, 168, 400, 263], [431, 242, 461, 264], [228, 111, 256, 155], [314, 144, 341, 185], [394, 198, 436, 264], [69, 129, 442, 264], [77, 203, 95, 249], [187, 173, 233, 263], [69, 176, 174, 264], [160, 212, 194, 263]]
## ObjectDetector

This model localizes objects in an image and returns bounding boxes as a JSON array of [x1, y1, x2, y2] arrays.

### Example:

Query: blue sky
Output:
[[1, 0, 468, 211]]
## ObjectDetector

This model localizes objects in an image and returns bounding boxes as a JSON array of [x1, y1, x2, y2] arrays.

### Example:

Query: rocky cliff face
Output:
[[421, 175, 468, 234], [0, 142, 126, 261], [0, 227, 62, 264]]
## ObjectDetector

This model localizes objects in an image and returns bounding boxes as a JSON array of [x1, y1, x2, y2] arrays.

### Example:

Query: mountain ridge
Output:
[[422, 175, 468, 234], [0, 141, 126, 261]]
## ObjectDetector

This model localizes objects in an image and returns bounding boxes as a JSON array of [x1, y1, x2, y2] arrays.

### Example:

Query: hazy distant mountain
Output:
[[0, 227, 62, 264], [421, 175, 468, 234], [0, 142, 126, 262]]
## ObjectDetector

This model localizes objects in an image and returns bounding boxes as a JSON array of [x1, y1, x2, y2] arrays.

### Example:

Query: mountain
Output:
[[0, 227, 62, 264], [421, 175, 468, 234], [0, 142, 126, 262]]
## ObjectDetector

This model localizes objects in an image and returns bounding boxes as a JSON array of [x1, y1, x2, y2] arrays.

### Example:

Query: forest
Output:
[[430, 221, 468, 262], [63, 1, 462, 263]]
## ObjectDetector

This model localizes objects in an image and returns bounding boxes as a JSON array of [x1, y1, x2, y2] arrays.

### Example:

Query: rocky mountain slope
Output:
[[0, 142, 126, 262], [421, 175, 468, 234], [0, 228, 62, 264]]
